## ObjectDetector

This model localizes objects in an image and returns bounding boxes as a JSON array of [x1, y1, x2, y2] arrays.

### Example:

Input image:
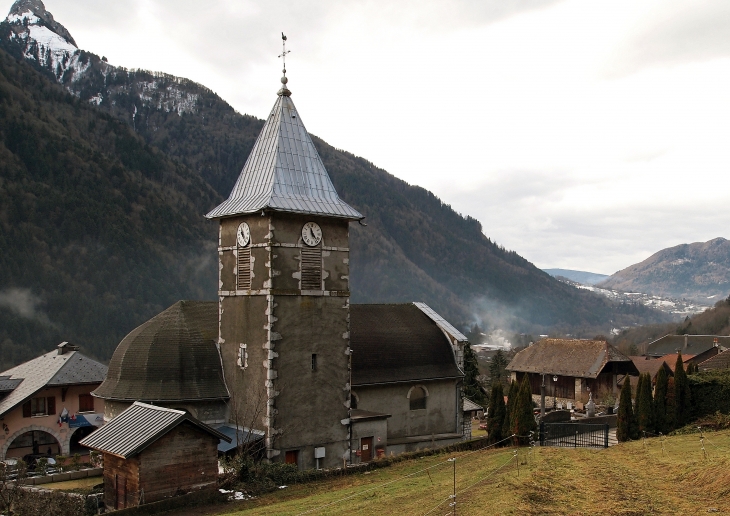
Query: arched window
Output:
[[409, 386, 427, 411]]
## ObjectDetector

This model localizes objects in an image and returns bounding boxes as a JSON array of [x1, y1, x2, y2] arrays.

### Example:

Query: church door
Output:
[[361, 437, 373, 462]]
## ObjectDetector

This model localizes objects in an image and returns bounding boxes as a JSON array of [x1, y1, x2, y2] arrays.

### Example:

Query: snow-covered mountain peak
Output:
[[6, 0, 77, 47]]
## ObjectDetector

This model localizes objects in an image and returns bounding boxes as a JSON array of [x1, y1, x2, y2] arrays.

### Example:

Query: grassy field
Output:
[[43, 475, 102, 492], [196, 428, 730, 516]]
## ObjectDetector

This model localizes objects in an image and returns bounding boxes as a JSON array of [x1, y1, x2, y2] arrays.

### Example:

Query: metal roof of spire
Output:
[[206, 35, 362, 220]]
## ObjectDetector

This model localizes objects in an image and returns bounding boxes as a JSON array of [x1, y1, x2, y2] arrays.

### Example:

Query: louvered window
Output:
[[237, 246, 251, 289], [300, 247, 322, 290]]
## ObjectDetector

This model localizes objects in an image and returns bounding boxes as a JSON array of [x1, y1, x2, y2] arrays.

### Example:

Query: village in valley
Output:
[[2, 1, 730, 515]]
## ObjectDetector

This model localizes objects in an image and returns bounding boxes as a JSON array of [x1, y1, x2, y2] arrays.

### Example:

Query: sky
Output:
[[5, 0, 730, 275]]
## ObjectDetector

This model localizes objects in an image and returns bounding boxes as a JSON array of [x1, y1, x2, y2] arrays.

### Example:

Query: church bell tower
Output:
[[206, 36, 362, 469]]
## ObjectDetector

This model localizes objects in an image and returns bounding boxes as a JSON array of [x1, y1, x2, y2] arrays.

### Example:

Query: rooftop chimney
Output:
[[57, 341, 78, 355]]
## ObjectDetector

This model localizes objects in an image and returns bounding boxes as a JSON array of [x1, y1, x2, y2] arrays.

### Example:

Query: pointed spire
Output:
[[206, 37, 362, 221]]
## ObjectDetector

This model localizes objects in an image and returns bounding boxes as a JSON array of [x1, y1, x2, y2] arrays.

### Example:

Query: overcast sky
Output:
[[5, 0, 730, 274]]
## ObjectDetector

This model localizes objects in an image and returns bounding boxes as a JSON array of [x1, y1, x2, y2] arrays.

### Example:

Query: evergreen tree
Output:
[[616, 378, 635, 442], [665, 377, 677, 431], [653, 366, 669, 433], [512, 375, 537, 445], [674, 353, 691, 427], [502, 380, 518, 439], [485, 382, 505, 444], [636, 373, 654, 435], [463, 343, 487, 406], [489, 349, 509, 388]]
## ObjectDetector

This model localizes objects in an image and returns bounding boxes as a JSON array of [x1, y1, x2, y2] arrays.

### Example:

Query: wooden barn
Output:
[[80, 402, 230, 510], [507, 339, 639, 406]]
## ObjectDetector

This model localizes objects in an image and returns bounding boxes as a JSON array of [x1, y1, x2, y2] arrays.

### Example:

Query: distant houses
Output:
[[645, 334, 729, 358]]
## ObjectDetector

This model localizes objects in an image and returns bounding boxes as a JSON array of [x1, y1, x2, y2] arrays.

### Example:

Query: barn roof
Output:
[[80, 402, 230, 459], [350, 303, 463, 386], [93, 301, 229, 402], [646, 335, 730, 357], [0, 349, 107, 417], [507, 339, 636, 379]]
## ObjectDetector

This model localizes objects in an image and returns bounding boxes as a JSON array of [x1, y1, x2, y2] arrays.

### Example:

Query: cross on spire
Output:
[[278, 33, 291, 95]]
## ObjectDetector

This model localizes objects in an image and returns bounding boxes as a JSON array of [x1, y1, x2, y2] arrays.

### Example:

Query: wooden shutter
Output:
[[237, 246, 251, 290], [22, 401, 31, 418], [300, 247, 322, 290], [47, 396, 56, 415], [79, 394, 94, 412]]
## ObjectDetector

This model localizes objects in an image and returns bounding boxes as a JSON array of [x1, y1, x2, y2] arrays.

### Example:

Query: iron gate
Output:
[[539, 422, 609, 449]]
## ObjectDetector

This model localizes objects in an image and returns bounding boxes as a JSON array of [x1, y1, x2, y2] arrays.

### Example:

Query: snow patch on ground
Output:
[[27, 25, 77, 52], [574, 283, 709, 316], [89, 94, 103, 106], [137, 80, 198, 115]]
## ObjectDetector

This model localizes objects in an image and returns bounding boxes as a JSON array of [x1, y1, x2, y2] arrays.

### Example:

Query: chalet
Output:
[[507, 339, 639, 406], [0, 343, 107, 461], [645, 335, 730, 358], [80, 402, 230, 510]]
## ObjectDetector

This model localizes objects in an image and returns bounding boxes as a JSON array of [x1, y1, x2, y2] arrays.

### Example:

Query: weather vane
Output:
[[278, 32, 290, 81]]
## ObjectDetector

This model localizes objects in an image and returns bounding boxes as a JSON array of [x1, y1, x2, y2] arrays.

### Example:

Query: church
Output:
[[93, 53, 470, 470]]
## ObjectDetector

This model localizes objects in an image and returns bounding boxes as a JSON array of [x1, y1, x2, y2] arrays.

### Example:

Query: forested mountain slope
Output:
[[599, 238, 730, 302], [0, 1, 671, 368]]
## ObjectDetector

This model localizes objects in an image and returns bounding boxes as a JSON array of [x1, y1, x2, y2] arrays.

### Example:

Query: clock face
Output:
[[302, 222, 322, 247], [236, 222, 251, 247]]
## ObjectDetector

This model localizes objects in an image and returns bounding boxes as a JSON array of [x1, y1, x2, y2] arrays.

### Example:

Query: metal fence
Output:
[[539, 422, 609, 449]]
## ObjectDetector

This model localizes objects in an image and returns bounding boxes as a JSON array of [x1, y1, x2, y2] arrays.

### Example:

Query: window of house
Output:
[[238, 343, 248, 369], [409, 386, 427, 411], [311, 354, 317, 371], [79, 394, 94, 413], [22, 396, 56, 417], [350, 393, 358, 410]]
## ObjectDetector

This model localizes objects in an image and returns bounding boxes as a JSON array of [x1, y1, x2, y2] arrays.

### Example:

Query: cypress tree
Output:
[[674, 353, 691, 427], [616, 378, 634, 442], [665, 377, 677, 431], [636, 373, 654, 435], [502, 380, 518, 439], [512, 375, 537, 445], [653, 366, 669, 433], [463, 343, 487, 406], [486, 382, 506, 444]]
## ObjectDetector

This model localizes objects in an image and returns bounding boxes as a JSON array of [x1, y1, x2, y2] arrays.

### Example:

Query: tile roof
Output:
[[206, 92, 362, 220], [698, 350, 730, 372], [0, 350, 107, 417], [350, 303, 463, 386], [659, 354, 695, 373], [629, 356, 673, 378], [646, 335, 730, 357], [93, 301, 229, 402], [507, 339, 636, 379], [80, 402, 230, 459]]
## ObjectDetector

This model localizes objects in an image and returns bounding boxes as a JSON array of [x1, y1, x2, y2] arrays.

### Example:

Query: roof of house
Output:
[[646, 335, 730, 357], [463, 398, 483, 412], [350, 303, 464, 386], [93, 301, 229, 402], [629, 356, 674, 378], [659, 354, 695, 373], [698, 350, 730, 372], [205, 88, 362, 220], [0, 349, 107, 418], [214, 424, 265, 454], [506, 339, 637, 379], [413, 302, 468, 342], [80, 402, 230, 459]]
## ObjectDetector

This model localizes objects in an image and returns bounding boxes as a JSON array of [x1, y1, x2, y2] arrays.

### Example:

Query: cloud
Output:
[[0, 288, 55, 326], [604, 0, 730, 78]]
